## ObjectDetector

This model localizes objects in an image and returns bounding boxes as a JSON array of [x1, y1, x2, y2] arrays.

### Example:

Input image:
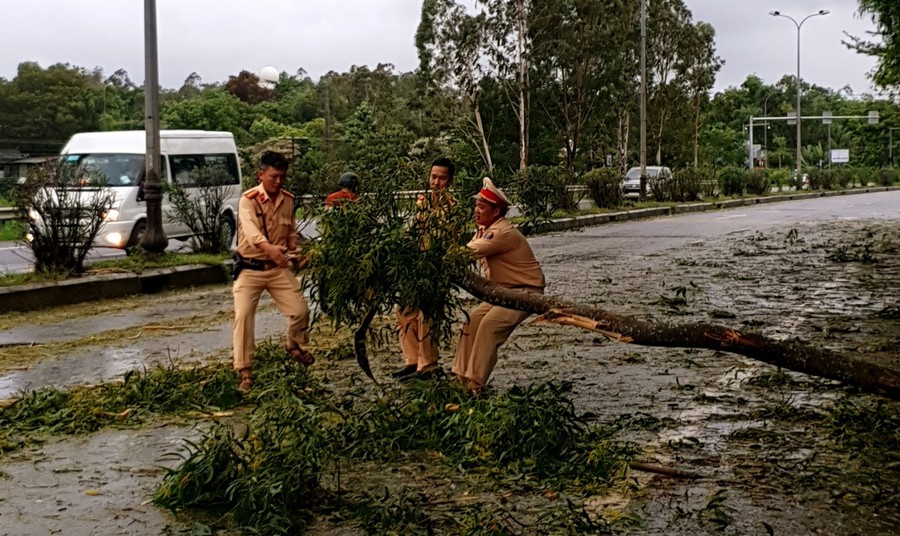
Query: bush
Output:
[[745, 169, 770, 196], [165, 165, 237, 254], [695, 167, 719, 198], [873, 168, 896, 186], [768, 168, 791, 191], [15, 162, 115, 275], [582, 167, 622, 209], [667, 167, 717, 201], [512, 165, 573, 232], [806, 168, 835, 190], [853, 166, 873, 186], [718, 167, 746, 196], [831, 167, 853, 189]]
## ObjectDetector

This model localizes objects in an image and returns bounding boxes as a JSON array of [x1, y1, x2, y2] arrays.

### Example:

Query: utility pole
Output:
[[639, 0, 647, 200], [141, 0, 167, 253]]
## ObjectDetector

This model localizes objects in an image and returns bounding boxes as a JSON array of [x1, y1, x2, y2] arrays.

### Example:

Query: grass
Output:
[[0, 220, 24, 242], [0, 250, 230, 288], [88, 250, 229, 272]]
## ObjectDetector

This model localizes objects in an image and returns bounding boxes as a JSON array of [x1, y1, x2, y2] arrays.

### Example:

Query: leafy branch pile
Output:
[[151, 343, 637, 534], [304, 188, 474, 350], [0, 363, 240, 456]]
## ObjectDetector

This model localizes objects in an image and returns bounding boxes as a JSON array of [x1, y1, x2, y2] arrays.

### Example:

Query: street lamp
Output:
[[890, 127, 900, 169], [769, 9, 829, 178]]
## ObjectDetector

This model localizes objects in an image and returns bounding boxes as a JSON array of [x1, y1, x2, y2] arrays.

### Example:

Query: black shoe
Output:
[[399, 368, 439, 383], [390, 364, 417, 379]]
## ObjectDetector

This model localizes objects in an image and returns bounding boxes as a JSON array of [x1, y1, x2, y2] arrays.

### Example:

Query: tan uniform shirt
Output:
[[467, 217, 545, 289], [236, 184, 296, 261]]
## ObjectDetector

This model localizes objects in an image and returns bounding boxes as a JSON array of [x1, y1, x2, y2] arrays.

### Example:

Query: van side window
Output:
[[170, 154, 239, 187]]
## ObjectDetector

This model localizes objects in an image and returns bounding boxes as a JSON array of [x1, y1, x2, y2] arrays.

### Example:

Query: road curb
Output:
[[2, 185, 898, 313], [0, 263, 229, 314], [532, 185, 899, 234]]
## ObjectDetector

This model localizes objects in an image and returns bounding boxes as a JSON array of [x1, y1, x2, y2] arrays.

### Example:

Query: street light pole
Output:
[[769, 9, 829, 179], [762, 91, 773, 168], [639, 0, 647, 200], [141, 0, 167, 254]]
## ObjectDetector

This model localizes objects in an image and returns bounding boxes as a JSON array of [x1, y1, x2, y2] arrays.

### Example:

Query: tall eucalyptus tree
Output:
[[416, 0, 495, 172]]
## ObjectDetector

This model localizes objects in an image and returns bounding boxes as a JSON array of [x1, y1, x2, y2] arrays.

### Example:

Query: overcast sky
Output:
[[0, 0, 882, 97]]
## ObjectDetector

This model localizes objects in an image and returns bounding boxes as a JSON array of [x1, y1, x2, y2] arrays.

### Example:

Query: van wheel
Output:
[[125, 221, 146, 254], [219, 214, 236, 250]]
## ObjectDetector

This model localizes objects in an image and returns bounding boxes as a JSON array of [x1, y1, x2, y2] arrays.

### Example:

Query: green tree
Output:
[[0, 62, 102, 150], [531, 0, 628, 173], [416, 0, 495, 172], [845, 0, 900, 90], [161, 90, 248, 141]]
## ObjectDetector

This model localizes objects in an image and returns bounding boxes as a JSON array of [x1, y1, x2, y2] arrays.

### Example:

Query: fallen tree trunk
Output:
[[457, 272, 900, 400]]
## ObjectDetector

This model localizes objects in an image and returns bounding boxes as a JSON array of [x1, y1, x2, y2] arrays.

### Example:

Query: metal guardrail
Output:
[[0, 187, 592, 223]]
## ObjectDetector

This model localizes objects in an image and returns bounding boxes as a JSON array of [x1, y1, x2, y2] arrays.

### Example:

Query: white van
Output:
[[59, 130, 242, 249]]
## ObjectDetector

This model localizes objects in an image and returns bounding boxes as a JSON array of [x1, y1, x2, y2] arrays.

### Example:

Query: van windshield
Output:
[[625, 167, 660, 179], [61, 154, 145, 187]]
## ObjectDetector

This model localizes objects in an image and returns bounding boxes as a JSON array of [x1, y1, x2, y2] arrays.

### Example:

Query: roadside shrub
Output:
[[582, 167, 622, 208], [831, 167, 853, 189], [745, 169, 770, 196], [14, 162, 115, 275], [165, 164, 236, 254], [695, 166, 719, 198], [768, 168, 791, 191], [648, 172, 668, 200], [718, 167, 746, 196], [853, 166, 873, 187], [873, 168, 896, 186], [512, 165, 573, 232], [666, 168, 704, 202], [806, 168, 834, 190], [0, 178, 17, 200]]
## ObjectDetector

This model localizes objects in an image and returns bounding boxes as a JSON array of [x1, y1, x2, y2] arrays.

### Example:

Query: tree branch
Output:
[[455, 272, 900, 399]]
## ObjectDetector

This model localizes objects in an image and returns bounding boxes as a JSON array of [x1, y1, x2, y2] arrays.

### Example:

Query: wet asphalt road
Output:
[[1, 190, 898, 535], [529, 190, 900, 258]]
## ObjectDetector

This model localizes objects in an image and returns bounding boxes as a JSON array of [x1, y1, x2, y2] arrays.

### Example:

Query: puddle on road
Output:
[[0, 303, 290, 399]]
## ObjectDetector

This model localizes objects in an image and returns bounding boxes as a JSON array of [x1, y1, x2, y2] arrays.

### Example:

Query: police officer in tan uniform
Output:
[[393, 157, 457, 380], [452, 178, 545, 392], [232, 151, 312, 391]]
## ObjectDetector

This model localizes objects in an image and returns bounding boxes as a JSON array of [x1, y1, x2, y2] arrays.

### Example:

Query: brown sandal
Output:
[[237, 368, 253, 392], [286, 344, 315, 366]]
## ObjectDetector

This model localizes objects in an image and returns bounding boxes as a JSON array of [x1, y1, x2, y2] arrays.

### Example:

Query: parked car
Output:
[[622, 166, 672, 199]]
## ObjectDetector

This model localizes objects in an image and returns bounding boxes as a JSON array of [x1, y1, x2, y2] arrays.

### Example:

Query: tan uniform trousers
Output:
[[232, 267, 310, 371], [452, 287, 542, 387], [396, 307, 439, 371]]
